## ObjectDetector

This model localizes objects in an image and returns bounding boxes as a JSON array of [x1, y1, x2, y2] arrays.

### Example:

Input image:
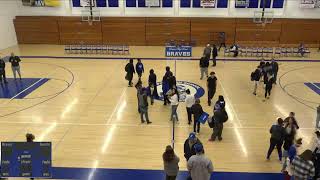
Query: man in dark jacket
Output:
[[0, 58, 8, 84], [210, 107, 228, 141], [148, 69, 158, 105], [252, 66, 262, 95], [207, 72, 217, 106], [125, 59, 135, 87], [135, 58, 144, 82], [270, 59, 279, 84], [184, 132, 202, 161], [212, 44, 218, 66], [191, 98, 204, 133], [267, 118, 285, 161], [199, 55, 209, 80]]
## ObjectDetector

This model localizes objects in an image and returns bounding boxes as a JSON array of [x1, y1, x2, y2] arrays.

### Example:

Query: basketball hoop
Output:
[[253, 10, 274, 27]]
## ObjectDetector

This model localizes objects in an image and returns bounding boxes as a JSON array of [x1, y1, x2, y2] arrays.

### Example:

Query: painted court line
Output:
[[21, 55, 320, 62]]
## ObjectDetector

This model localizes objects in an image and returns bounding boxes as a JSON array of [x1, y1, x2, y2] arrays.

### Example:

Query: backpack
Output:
[[222, 109, 228, 123], [208, 116, 215, 128], [250, 71, 255, 81]]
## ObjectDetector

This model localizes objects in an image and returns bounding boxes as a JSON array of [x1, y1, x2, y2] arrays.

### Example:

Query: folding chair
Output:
[[65, 45, 71, 54], [224, 48, 230, 57], [124, 45, 130, 55], [102, 45, 107, 54], [257, 47, 263, 57], [274, 47, 281, 57], [304, 48, 311, 57]]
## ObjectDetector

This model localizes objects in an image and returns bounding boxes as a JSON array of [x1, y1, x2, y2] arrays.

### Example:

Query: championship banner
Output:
[[22, 0, 61, 7], [300, 0, 315, 8], [80, 0, 96, 7], [235, 0, 249, 7], [165, 46, 192, 57], [200, 0, 216, 7], [146, 0, 160, 7]]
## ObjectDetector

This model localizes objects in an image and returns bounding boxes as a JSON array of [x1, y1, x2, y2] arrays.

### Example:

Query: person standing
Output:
[[270, 58, 279, 84], [199, 55, 209, 80], [9, 53, 22, 80], [163, 145, 180, 180], [26, 133, 35, 180], [251, 66, 262, 96], [218, 32, 226, 51], [184, 132, 202, 161], [212, 44, 218, 66], [282, 138, 303, 174], [162, 75, 170, 106], [316, 105, 320, 129], [210, 106, 228, 141], [135, 81, 142, 113], [148, 69, 158, 105], [207, 72, 217, 106], [125, 59, 135, 87], [191, 98, 204, 134], [264, 72, 274, 100], [291, 150, 315, 180], [284, 112, 300, 130], [138, 88, 152, 124], [203, 44, 211, 60], [136, 58, 144, 82], [185, 89, 195, 125], [282, 118, 299, 171], [165, 66, 173, 77], [169, 88, 179, 122], [214, 95, 225, 111], [0, 58, 8, 84], [267, 118, 285, 161], [187, 143, 213, 180]]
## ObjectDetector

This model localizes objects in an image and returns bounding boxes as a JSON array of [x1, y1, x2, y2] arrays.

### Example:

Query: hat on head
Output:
[[194, 143, 203, 153], [188, 132, 196, 140]]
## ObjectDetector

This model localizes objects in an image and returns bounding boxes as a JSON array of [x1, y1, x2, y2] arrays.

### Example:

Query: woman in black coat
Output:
[[148, 69, 159, 104], [125, 59, 135, 87], [191, 98, 204, 133], [212, 44, 218, 66]]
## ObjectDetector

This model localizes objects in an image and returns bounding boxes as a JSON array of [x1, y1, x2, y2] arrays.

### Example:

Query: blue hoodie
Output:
[[136, 62, 144, 74]]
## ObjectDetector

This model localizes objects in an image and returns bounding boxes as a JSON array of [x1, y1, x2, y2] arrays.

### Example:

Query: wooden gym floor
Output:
[[0, 45, 319, 178]]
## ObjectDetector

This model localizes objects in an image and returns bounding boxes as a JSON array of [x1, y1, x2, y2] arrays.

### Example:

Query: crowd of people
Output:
[[251, 58, 279, 100], [124, 45, 320, 180]]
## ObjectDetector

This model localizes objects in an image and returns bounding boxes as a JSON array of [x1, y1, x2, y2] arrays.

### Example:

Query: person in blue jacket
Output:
[[162, 75, 170, 106], [136, 59, 144, 81]]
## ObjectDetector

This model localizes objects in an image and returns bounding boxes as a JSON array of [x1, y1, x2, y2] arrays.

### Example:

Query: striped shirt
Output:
[[291, 156, 315, 180]]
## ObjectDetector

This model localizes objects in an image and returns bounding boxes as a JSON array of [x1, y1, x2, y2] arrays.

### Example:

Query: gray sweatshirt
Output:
[[187, 154, 213, 180], [164, 154, 180, 176]]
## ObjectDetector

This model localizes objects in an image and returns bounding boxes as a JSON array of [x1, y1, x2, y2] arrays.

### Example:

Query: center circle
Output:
[[155, 81, 205, 102]]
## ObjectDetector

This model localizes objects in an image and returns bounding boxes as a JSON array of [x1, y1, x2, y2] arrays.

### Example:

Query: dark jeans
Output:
[[208, 88, 216, 105], [186, 107, 192, 124], [273, 72, 278, 83], [267, 138, 283, 160], [265, 85, 272, 98], [193, 119, 200, 133], [0, 71, 7, 83], [211, 122, 223, 140], [166, 175, 176, 180], [212, 56, 217, 66]]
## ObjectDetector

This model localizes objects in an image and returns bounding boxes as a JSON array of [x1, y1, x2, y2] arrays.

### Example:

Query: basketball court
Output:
[[0, 44, 319, 179]]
